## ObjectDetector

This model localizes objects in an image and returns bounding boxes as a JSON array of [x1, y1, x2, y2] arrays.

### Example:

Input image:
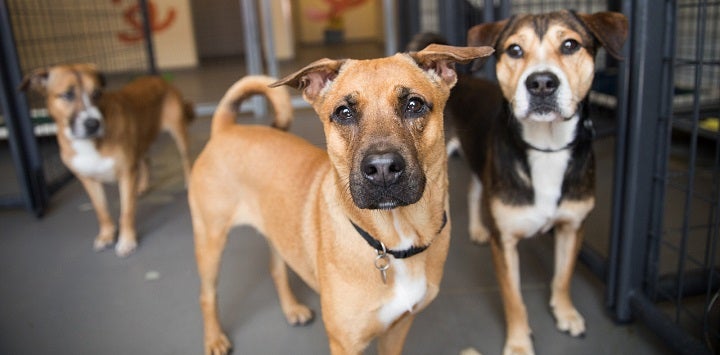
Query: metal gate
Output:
[[0, 0, 156, 216]]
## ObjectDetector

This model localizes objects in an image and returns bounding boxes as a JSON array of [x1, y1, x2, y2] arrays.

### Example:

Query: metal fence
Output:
[[0, 0, 155, 216], [399, 0, 720, 353]]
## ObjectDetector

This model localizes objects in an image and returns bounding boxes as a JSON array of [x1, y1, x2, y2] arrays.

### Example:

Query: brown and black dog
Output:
[[189, 44, 493, 355], [22, 64, 194, 257], [446, 11, 628, 355]]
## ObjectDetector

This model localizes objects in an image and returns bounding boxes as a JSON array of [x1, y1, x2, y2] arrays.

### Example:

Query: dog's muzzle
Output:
[[70, 107, 104, 139], [349, 147, 425, 210], [526, 71, 559, 115]]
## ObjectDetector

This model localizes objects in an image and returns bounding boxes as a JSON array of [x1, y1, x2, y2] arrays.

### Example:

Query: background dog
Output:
[[22, 64, 194, 257], [189, 44, 493, 355], [447, 10, 628, 355]]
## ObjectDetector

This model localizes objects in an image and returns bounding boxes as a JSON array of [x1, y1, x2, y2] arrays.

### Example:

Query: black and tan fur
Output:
[[447, 11, 628, 355]]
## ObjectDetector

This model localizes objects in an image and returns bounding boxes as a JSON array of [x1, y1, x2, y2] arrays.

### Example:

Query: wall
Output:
[[295, 0, 381, 44]]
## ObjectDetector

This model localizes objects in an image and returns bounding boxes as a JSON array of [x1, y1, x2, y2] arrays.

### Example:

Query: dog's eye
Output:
[[561, 39, 581, 55], [59, 90, 75, 101], [404, 97, 427, 117], [332, 105, 355, 123], [506, 44, 524, 59]]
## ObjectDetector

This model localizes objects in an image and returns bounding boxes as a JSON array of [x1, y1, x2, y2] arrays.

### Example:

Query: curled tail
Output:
[[211, 75, 292, 136]]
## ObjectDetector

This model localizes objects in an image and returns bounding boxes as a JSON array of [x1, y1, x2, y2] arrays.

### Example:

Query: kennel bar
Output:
[[0, 0, 47, 216]]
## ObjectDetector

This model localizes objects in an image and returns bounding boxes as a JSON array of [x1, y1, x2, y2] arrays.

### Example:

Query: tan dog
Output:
[[189, 44, 493, 355], [447, 11, 628, 355], [22, 64, 194, 257]]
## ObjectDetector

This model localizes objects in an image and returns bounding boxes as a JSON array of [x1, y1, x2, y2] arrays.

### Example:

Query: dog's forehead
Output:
[[329, 55, 440, 103], [47, 67, 97, 92], [500, 12, 591, 48]]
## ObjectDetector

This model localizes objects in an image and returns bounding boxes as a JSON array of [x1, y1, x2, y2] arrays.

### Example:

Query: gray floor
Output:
[[0, 44, 673, 354]]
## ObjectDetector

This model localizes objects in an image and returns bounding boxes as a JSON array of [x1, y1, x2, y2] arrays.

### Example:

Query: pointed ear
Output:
[[576, 11, 629, 60], [19, 67, 50, 93], [270, 58, 347, 103], [410, 44, 494, 87]]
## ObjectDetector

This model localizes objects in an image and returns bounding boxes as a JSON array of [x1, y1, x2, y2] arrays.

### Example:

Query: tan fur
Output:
[[21, 64, 193, 257], [189, 44, 493, 355]]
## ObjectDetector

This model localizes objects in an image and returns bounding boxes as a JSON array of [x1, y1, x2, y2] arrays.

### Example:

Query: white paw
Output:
[[93, 235, 114, 251], [469, 225, 490, 244], [503, 336, 535, 355], [554, 306, 586, 336], [284, 304, 314, 326], [115, 237, 137, 257]]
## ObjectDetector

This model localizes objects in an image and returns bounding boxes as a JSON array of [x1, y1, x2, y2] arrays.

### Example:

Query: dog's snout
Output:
[[525, 72, 559, 97], [84, 118, 101, 135], [361, 152, 405, 187]]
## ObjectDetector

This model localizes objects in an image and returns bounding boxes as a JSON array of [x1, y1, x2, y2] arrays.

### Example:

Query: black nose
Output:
[[84, 118, 101, 135], [361, 152, 405, 187], [525, 71, 559, 97]]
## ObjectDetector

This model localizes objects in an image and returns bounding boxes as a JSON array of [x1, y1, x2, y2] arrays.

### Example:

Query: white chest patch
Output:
[[70, 139, 116, 182], [378, 211, 428, 327], [378, 260, 427, 327], [526, 149, 570, 234]]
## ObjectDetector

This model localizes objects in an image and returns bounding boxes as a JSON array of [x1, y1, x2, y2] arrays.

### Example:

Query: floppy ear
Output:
[[270, 58, 347, 103], [466, 18, 510, 71], [19, 67, 50, 93], [410, 44, 494, 87], [576, 11, 629, 60]]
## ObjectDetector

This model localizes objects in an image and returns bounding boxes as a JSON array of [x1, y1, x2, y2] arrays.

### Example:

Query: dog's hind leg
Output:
[[551, 222, 586, 337], [162, 96, 192, 186], [194, 219, 232, 355], [269, 244, 314, 326], [468, 175, 489, 244], [490, 236, 534, 355], [137, 157, 150, 195], [378, 313, 415, 355]]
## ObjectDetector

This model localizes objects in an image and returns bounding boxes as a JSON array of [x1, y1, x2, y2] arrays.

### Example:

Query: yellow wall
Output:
[[296, 0, 381, 44]]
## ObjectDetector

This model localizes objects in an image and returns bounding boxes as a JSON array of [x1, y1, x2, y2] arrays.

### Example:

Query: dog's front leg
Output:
[[551, 221, 586, 336], [490, 235, 534, 355], [377, 313, 415, 355], [78, 177, 116, 251], [115, 169, 139, 257], [269, 245, 314, 325]]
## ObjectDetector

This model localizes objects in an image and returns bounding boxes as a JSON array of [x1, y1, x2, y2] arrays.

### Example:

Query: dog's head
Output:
[[21, 64, 107, 140], [468, 10, 628, 122], [272, 44, 493, 210]]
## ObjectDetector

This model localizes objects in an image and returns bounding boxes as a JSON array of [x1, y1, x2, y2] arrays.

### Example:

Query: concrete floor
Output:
[[0, 43, 673, 354]]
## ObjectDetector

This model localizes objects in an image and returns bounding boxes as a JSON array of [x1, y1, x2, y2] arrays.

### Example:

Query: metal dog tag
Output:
[[375, 242, 391, 284]]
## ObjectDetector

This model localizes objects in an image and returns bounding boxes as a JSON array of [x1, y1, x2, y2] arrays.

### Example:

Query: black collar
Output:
[[349, 211, 447, 259]]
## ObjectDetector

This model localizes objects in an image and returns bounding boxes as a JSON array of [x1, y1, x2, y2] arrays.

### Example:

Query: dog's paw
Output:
[[553, 306, 586, 337], [115, 237, 137, 258], [93, 234, 115, 251], [469, 225, 490, 245], [205, 332, 232, 355], [284, 304, 314, 326], [503, 336, 535, 355]]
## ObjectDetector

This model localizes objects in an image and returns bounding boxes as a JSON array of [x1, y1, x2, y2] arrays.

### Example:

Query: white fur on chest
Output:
[[495, 118, 580, 237], [377, 212, 428, 327], [70, 139, 116, 182]]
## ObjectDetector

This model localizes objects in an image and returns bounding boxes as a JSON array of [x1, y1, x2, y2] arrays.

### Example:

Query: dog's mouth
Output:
[[348, 148, 426, 210]]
